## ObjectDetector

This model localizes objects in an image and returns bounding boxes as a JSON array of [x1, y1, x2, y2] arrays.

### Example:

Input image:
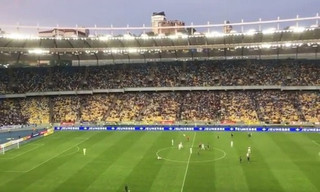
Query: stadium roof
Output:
[[1, 15, 320, 65]]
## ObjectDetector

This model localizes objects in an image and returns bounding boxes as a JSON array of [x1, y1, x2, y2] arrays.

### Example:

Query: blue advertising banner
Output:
[[54, 126, 320, 132]]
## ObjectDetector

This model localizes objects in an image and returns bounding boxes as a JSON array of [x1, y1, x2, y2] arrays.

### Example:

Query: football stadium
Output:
[[0, 8, 320, 192]]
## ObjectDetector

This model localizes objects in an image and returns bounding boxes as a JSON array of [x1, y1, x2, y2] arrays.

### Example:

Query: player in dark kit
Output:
[[240, 156, 242, 163], [124, 185, 129, 192]]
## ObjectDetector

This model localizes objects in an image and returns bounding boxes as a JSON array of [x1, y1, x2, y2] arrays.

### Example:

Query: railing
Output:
[[1, 86, 319, 99], [0, 14, 319, 36]]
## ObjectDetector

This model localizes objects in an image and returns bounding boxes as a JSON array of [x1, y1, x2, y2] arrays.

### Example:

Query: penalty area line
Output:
[[312, 140, 320, 147], [0, 144, 44, 160], [25, 138, 89, 173], [180, 132, 196, 192], [0, 140, 87, 173]]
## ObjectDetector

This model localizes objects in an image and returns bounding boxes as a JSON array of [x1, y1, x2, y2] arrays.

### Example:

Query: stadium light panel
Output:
[[261, 44, 272, 49], [98, 35, 112, 41], [262, 28, 276, 35], [229, 30, 238, 34], [140, 33, 149, 39], [111, 49, 121, 54], [168, 35, 179, 40], [284, 42, 292, 47], [181, 34, 189, 39], [55, 36, 63, 40], [127, 48, 138, 53], [290, 26, 306, 33], [205, 32, 224, 38], [123, 34, 135, 40], [4, 33, 40, 40], [245, 29, 257, 36], [154, 34, 166, 39], [175, 32, 189, 39], [28, 49, 49, 55]]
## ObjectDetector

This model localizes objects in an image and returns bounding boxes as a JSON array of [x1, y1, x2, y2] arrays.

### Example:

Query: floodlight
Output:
[[28, 49, 49, 54], [4, 33, 39, 40], [127, 48, 138, 53], [111, 49, 120, 54], [123, 34, 134, 40], [205, 31, 224, 38], [262, 28, 276, 35], [140, 33, 149, 39], [245, 29, 257, 36], [290, 26, 305, 33], [168, 35, 178, 39], [284, 42, 292, 47], [98, 35, 112, 41], [261, 43, 272, 49]]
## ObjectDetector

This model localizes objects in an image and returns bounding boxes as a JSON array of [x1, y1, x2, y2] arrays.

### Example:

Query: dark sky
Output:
[[0, 0, 319, 28]]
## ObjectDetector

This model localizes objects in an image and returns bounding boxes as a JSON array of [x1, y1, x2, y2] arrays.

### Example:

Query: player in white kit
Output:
[[178, 142, 183, 150]]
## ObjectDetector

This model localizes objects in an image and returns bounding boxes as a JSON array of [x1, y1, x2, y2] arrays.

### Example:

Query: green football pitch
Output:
[[0, 131, 319, 192]]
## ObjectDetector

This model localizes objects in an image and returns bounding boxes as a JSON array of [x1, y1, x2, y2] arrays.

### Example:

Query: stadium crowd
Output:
[[0, 60, 319, 93], [0, 91, 319, 126], [0, 60, 319, 127]]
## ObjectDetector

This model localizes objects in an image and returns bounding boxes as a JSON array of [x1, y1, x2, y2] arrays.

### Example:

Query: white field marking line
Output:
[[0, 170, 26, 173], [156, 146, 226, 163], [0, 138, 89, 173], [312, 140, 320, 147], [0, 144, 45, 160], [180, 132, 196, 192], [58, 146, 80, 158], [24, 138, 89, 173]]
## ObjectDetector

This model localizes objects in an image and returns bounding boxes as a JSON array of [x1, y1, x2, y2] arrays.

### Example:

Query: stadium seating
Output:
[[255, 91, 301, 124], [52, 96, 80, 123], [299, 92, 320, 123], [0, 91, 319, 126], [180, 92, 220, 122], [220, 91, 259, 124], [0, 99, 27, 127], [21, 97, 50, 125], [0, 61, 319, 93], [80, 94, 115, 122], [0, 60, 319, 126]]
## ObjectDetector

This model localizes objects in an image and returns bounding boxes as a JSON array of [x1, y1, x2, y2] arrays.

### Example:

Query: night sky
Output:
[[0, 0, 319, 29]]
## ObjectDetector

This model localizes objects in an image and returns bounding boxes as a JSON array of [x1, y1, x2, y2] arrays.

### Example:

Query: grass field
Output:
[[0, 131, 319, 192]]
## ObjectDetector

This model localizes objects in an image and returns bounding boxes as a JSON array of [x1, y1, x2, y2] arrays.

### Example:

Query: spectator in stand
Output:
[[0, 91, 319, 126], [0, 60, 318, 93]]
